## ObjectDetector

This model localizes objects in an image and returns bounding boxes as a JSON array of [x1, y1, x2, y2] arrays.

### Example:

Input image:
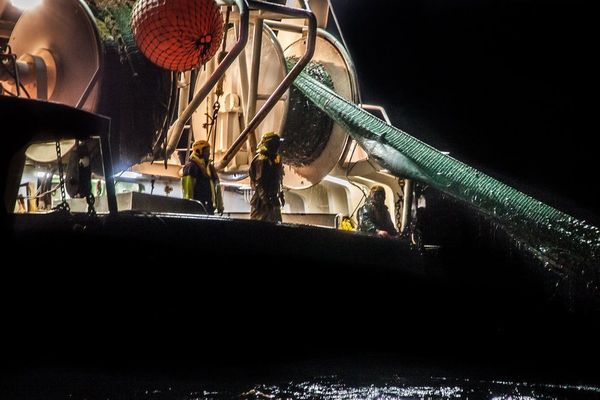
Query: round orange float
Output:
[[131, 0, 224, 71]]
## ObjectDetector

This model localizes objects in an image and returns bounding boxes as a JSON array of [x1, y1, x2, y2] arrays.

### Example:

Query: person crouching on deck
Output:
[[358, 185, 398, 238]]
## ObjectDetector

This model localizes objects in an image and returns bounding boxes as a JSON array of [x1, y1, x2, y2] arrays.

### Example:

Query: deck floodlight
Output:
[[10, 0, 42, 11]]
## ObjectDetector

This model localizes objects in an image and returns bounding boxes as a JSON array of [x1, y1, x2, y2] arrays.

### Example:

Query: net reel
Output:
[[190, 22, 359, 189], [3, 0, 101, 162], [1, 0, 171, 171], [282, 29, 359, 188]]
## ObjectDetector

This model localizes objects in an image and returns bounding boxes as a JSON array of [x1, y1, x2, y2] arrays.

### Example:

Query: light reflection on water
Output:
[[113, 375, 600, 400], [7, 369, 600, 400]]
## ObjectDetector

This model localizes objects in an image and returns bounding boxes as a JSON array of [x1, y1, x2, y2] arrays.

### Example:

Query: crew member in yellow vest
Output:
[[182, 140, 223, 214]]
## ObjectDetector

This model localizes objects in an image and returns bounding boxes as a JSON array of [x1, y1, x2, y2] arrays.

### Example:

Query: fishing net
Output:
[[131, 0, 224, 71], [291, 64, 600, 297], [280, 57, 334, 167]]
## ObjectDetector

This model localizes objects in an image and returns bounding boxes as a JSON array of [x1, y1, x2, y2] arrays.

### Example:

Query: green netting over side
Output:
[[292, 69, 600, 273]]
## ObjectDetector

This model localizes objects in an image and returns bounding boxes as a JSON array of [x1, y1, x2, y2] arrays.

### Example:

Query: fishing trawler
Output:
[[2, 0, 600, 379]]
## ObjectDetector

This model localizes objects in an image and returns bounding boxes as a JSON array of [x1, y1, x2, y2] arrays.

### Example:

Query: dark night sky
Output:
[[331, 0, 599, 223]]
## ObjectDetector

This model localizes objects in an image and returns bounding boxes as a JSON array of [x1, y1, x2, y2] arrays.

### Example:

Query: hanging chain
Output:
[[395, 178, 404, 229], [53, 139, 70, 213], [208, 98, 221, 161], [85, 192, 97, 218], [207, 3, 230, 159], [198, 7, 231, 159], [210, 98, 221, 135]]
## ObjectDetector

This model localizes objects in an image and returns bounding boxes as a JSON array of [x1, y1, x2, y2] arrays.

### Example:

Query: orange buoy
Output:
[[131, 0, 224, 71]]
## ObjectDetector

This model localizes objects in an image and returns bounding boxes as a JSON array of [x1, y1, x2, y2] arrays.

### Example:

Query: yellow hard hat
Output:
[[259, 131, 280, 143], [192, 140, 210, 152]]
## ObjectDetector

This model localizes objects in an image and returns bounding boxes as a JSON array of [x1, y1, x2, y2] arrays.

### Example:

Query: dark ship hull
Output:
[[4, 210, 599, 382]]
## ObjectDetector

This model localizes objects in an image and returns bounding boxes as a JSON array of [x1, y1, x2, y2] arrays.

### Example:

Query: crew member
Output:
[[357, 185, 398, 238], [249, 132, 285, 222], [182, 140, 223, 214]]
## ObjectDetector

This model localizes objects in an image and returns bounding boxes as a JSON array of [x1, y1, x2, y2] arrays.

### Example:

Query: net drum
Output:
[[7, 0, 171, 171]]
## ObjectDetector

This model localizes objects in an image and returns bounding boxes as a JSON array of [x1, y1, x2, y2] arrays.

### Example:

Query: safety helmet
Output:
[[260, 131, 279, 141], [192, 140, 210, 152], [259, 132, 281, 144], [258, 132, 282, 153], [370, 185, 385, 199]]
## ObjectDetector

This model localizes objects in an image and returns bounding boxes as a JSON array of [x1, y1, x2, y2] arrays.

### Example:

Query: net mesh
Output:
[[280, 57, 335, 167], [131, 0, 224, 71], [291, 66, 600, 286]]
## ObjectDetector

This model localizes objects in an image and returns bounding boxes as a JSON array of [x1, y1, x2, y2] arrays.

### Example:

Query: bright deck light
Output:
[[115, 171, 143, 179], [11, 0, 42, 10]]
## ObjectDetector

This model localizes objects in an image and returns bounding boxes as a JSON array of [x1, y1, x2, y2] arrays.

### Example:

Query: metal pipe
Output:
[[256, 93, 287, 101], [327, 0, 350, 53], [360, 104, 391, 125], [177, 71, 193, 163], [245, 17, 264, 155], [165, 0, 249, 157], [328, 0, 360, 105], [264, 19, 304, 33], [177, 71, 191, 116], [75, 69, 100, 109], [400, 178, 413, 234], [99, 122, 118, 216], [33, 55, 47, 100], [76, 1, 104, 109], [12, 55, 21, 96], [216, 0, 317, 170], [235, 21, 250, 133]]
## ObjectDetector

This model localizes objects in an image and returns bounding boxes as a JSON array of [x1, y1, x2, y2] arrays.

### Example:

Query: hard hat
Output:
[[259, 132, 281, 143], [257, 132, 282, 154], [192, 140, 210, 152], [370, 185, 385, 197]]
